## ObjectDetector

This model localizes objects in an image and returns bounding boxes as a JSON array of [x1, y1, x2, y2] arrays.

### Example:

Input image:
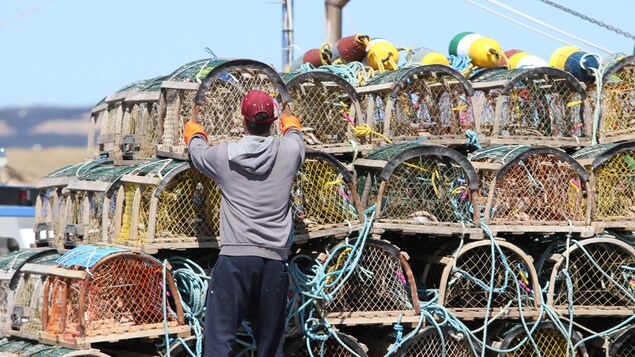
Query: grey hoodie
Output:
[[188, 129, 305, 260]]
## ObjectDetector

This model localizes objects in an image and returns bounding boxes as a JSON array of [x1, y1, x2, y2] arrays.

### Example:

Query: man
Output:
[[184, 89, 305, 357]]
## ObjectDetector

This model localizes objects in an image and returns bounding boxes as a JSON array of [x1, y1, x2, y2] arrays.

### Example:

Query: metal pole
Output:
[[325, 0, 350, 46], [282, 0, 294, 71]]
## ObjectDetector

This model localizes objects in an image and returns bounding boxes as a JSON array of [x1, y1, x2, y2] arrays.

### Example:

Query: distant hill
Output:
[[0, 106, 92, 148]]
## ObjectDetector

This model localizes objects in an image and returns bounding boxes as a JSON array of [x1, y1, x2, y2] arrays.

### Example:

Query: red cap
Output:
[[241, 90, 277, 123]]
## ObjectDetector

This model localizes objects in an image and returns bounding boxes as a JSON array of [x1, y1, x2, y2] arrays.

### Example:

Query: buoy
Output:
[[500, 50, 547, 69], [332, 34, 369, 64], [550, 46, 599, 82], [497, 49, 522, 66], [407, 47, 450, 66], [449, 32, 502, 68], [287, 47, 332, 72], [365, 38, 399, 71]]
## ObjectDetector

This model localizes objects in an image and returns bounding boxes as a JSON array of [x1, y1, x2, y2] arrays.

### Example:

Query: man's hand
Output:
[[280, 113, 301, 135], [184, 120, 208, 144]]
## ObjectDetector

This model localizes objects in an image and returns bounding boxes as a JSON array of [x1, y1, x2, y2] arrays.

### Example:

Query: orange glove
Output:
[[280, 113, 301, 135], [184, 120, 208, 144]]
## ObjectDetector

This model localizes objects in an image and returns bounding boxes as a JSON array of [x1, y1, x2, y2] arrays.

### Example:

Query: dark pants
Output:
[[204, 255, 288, 357]]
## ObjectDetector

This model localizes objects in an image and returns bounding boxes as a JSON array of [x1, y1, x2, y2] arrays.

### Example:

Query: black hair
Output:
[[245, 112, 272, 136]]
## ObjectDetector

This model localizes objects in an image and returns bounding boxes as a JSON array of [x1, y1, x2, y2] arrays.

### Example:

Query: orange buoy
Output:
[[288, 47, 332, 72], [332, 34, 369, 63]]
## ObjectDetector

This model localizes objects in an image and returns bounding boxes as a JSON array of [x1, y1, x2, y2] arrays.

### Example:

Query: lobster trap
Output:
[[355, 143, 482, 238], [40, 246, 189, 348], [470, 145, 593, 237], [285, 71, 368, 154], [34, 158, 109, 247], [470, 67, 589, 147], [420, 239, 541, 319], [157, 59, 290, 160], [610, 325, 635, 357], [357, 65, 479, 146], [393, 326, 477, 357], [318, 238, 421, 325], [112, 159, 221, 252], [545, 236, 635, 316], [591, 56, 635, 143], [488, 321, 589, 357], [573, 141, 635, 232], [292, 150, 363, 242], [5, 252, 61, 341], [0, 337, 109, 357], [59, 164, 138, 248], [286, 331, 368, 357]]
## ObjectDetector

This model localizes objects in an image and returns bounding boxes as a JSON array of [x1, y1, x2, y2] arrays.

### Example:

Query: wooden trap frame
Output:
[[470, 67, 589, 147], [470, 145, 594, 237], [393, 326, 477, 357], [357, 65, 479, 147], [488, 321, 589, 357], [544, 236, 635, 317], [589, 55, 635, 144], [157, 59, 290, 160], [318, 238, 421, 325], [292, 150, 363, 242], [419, 239, 541, 320], [4, 252, 61, 341], [58, 164, 137, 249], [285, 71, 369, 154], [609, 325, 635, 357], [0, 337, 109, 357], [0, 250, 56, 334], [41, 246, 189, 349], [286, 331, 368, 357], [573, 141, 635, 232], [112, 159, 221, 253], [355, 143, 482, 238], [34, 159, 109, 247]]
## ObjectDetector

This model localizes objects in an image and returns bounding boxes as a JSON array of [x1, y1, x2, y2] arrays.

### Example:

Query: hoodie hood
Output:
[[227, 136, 279, 175]]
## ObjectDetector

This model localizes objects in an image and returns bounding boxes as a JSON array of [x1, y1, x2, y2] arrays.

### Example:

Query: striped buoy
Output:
[[550, 46, 599, 82], [500, 50, 547, 69], [407, 47, 450, 65], [449, 32, 502, 68]]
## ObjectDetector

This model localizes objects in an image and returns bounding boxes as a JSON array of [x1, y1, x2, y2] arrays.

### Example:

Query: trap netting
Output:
[[42, 246, 186, 345], [319, 238, 420, 322], [356, 143, 480, 237], [0, 337, 109, 357], [394, 326, 476, 357], [287, 331, 368, 357], [573, 142, 635, 228], [159, 59, 289, 159], [470, 67, 588, 147], [470, 145, 591, 236], [8, 252, 61, 340], [610, 326, 635, 357], [546, 237, 635, 315], [114, 159, 221, 249], [292, 151, 361, 240], [591, 56, 635, 143], [35, 158, 109, 247], [285, 71, 363, 151], [433, 240, 541, 315], [489, 321, 589, 357]]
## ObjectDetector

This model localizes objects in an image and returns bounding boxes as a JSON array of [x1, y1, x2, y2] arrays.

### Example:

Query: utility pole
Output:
[[324, 0, 350, 45], [282, 0, 294, 70]]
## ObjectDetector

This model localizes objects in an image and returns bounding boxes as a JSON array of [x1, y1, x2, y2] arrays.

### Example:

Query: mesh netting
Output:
[[597, 57, 635, 141], [443, 242, 537, 310], [121, 101, 161, 160], [289, 333, 368, 357], [612, 333, 635, 357], [593, 150, 635, 221], [167, 59, 226, 82], [551, 239, 635, 308], [286, 72, 357, 146], [0, 280, 9, 331], [386, 67, 475, 141], [46, 252, 181, 339], [497, 323, 586, 357], [322, 239, 415, 315], [12, 253, 61, 337], [292, 154, 359, 233], [471, 68, 586, 142], [59, 191, 85, 246], [0, 251, 40, 271], [44, 157, 108, 179], [471, 146, 586, 223], [395, 326, 475, 357], [0, 338, 81, 356], [35, 188, 59, 242]]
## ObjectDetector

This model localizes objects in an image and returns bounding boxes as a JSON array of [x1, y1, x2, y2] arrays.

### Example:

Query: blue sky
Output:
[[1, 0, 632, 108]]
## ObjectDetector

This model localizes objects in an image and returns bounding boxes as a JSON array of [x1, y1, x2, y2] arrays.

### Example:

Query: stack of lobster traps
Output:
[[9, 55, 633, 356]]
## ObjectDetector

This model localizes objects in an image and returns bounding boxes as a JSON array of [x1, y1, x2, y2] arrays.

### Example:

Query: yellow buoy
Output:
[[408, 47, 450, 65], [549, 46, 581, 69], [468, 37, 503, 68], [365, 38, 399, 71]]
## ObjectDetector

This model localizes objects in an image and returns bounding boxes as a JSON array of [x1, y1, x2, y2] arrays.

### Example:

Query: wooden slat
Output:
[[355, 82, 395, 94], [105, 91, 129, 103], [37, 177, 74, 189], [66, 180, 111, 192], [471, 80, 509, 90], [353, 158, 389, 169], [161, 81, 200, 90], [91, 103, 108, 114], [125, 91, 160, 102], [120, 174, 162, 186], [21, 263, 87, 279]]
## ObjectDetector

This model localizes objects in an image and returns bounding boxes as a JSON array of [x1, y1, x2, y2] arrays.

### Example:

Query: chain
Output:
[[538, 0, 635, 41]]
